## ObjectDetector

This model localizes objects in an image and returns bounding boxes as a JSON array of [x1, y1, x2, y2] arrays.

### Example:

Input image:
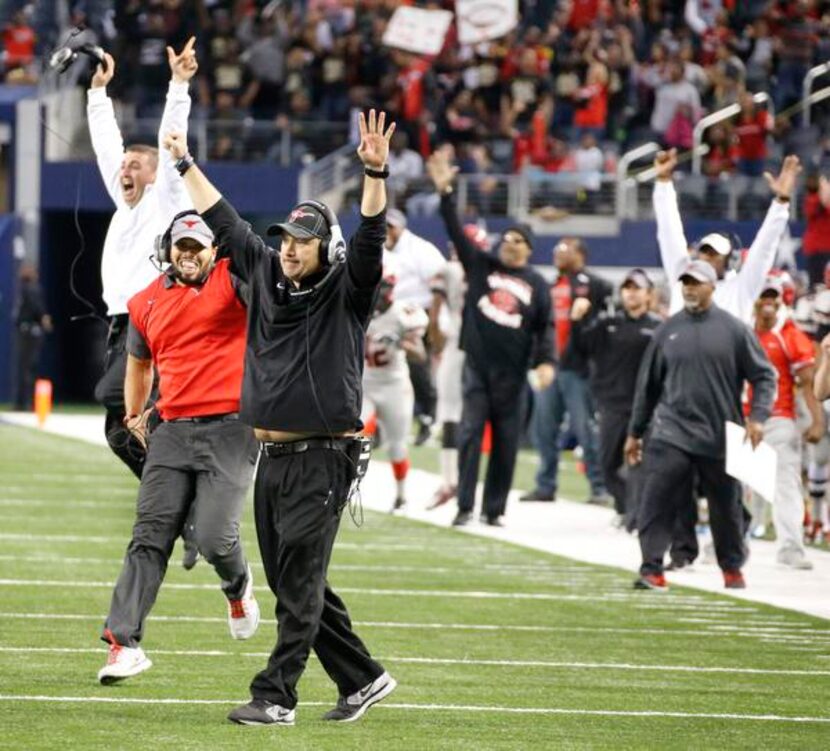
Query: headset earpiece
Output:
[[292, 199, 346, 266], [155, 209, 201, 265]]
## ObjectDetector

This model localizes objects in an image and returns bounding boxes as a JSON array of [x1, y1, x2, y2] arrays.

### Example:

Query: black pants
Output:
[[638, 440, 746, 575], [14, 328, 43, 410], [95, 315, 149, 479], [250, 445, 384, 709], [457, 363, 526, 519], [597, 408, 630, 515], [408, 354, 436, 422], [102, 418, 255, 647]]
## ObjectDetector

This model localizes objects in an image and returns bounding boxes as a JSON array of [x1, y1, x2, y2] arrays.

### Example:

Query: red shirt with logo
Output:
[[735, 111, 772, 160], [749, 319, 815, 420], [552, 276, 573, 358], [803, 192, 830, 254], [127, 258, 247, 420]]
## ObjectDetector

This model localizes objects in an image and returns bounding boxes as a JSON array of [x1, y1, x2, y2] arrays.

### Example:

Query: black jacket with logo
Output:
[[439, 193, 554, 377], [201, 198, 384, 433]]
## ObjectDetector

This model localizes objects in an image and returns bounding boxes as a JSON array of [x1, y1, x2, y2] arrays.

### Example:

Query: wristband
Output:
[[364, 166, 389, 179], [175, 153, 194, 176], [776, 194, 791, 203]]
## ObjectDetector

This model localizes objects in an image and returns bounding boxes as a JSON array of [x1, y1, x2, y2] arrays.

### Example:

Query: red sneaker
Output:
[[723, 569, 746, 589], [633, 573, 668, 591]]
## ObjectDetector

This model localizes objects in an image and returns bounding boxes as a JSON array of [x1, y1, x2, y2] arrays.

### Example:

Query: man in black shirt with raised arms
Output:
[[163, 110, 396, 726], [427, 149, 556, 527]]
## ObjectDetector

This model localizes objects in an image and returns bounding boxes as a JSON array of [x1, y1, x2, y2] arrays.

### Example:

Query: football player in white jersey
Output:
[[427, 224, 490, 508], [362, 273, 429, 511]]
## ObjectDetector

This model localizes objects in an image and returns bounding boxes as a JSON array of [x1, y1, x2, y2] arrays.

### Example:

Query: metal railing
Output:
[[616, 142, 659, 219], [692, 92, 772, 174], [297, 143, 359, 205], [804, 62, 830, 126]]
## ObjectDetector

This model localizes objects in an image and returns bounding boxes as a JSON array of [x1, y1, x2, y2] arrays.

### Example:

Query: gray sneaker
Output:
[[322, 671, 397, 723], [777, 550, 813, 570], [227, 698, 295, 726]]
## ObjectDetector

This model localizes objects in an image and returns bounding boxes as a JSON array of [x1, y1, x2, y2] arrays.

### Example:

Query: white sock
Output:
[[396, 477, 406, 499]]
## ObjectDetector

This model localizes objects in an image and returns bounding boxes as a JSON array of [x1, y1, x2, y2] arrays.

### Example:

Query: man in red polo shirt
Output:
[[97, 212, 259, 684], [751, 276, 824, 570]]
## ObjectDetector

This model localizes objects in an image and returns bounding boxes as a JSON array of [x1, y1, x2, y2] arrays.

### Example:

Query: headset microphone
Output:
[[49, 31, 107, 75]]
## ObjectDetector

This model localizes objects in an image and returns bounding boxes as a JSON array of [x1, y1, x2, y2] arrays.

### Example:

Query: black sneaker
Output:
[[227, 698, 295, 726], [414, 419, 432, 447], [391, 497, 406, 513], [452, 510, 473, 526], [519, 488, 556, 502], [323, 671, 397, 723]]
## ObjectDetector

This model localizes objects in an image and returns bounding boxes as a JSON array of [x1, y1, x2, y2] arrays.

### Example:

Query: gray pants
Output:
[[102, 417, 257, 647]]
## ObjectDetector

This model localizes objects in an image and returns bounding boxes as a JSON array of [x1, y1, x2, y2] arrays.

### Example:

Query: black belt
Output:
[[167, 412, 239, 424], [260, 437, 355, 458]]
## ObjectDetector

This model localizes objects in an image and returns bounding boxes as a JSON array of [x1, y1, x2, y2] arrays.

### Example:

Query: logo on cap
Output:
[[289, 208, 315, 223], [181, 219, 201, 229]]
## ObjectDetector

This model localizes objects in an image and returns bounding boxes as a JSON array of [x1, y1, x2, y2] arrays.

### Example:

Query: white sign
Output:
[[725, 421, 777, 502], [382, 6, 453, 57], [456, 0, 519, 45]]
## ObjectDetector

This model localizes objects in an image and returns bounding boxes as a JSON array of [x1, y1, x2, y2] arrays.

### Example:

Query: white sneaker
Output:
[[777, 550, 814, 570], [98, 644, 152, 685], [228, 564, 260, 640]]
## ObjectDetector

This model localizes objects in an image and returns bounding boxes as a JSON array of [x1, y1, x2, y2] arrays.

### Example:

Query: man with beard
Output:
[[625, 259, 776, 591], [97, 212, 259, 685]]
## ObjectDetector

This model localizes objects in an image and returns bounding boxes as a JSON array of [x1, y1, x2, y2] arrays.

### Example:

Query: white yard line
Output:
[[0, 694, 827, 723], [2, 645, 829, 678]]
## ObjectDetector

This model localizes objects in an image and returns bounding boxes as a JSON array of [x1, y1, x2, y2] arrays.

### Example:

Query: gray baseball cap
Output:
[[171, 214, 214, 247], [679, 258, 717, 284], [386, 208, 408, 229]]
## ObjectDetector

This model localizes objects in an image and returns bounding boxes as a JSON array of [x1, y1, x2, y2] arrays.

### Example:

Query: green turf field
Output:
[[1, 423, 829, 750]]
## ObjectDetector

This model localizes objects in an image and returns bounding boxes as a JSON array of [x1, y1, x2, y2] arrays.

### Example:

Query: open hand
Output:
[[427, 150, 459, 194], [168, 36, 198, 84], [91, 52, 115, 88], [357, 109, 395, 169]]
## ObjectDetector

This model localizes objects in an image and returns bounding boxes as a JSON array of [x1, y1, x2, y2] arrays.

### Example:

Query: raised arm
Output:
[[348, 110, 395, 290], [427, 150, 479, 269], [652, 149, 690, 281], [163, 131, 265, 282], [156, 37, 198, 210], [87, 52, 124, 205], [737, 155, 799, 303]]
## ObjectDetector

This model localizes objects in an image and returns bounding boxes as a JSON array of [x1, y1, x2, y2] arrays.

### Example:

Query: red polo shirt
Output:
[[127, 258, 247, 420], [748, 319, 814, 420]]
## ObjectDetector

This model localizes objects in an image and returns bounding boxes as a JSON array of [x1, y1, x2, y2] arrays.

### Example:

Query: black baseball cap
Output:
[[267, 204, 329, 240], [621, 268, 653, 290], [502, 224, 534, 249]]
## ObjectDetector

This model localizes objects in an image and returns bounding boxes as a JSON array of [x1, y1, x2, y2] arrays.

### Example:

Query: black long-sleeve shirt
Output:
[[439, 193, 554, 375], [201, 198, 384, 432], [628, 304, 776, 459], [572, 310, 662, 412]]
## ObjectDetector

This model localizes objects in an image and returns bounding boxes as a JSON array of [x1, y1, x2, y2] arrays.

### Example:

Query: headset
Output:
[[154, 210, 202, 265], [49, 33, 107, 75], [290, 199, 347, 267]]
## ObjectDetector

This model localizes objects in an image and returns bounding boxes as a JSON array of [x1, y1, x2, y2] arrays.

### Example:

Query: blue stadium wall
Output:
[[1, 160, 806, 403]]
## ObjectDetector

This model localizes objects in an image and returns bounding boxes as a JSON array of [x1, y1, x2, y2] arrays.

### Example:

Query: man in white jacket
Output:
[[653, 148, 799, 322], [88, 40, 196, 480]]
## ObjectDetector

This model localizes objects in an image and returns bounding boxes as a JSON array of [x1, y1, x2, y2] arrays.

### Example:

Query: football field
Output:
[[1, 423, 829, 750]]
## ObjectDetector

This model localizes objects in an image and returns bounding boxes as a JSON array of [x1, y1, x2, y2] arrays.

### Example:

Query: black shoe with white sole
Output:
[[322, 671, 397, 723], [227, 698, 296, 726]]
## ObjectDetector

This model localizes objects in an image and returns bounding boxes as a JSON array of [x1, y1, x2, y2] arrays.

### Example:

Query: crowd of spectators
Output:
[[3, 1, 830, 191]]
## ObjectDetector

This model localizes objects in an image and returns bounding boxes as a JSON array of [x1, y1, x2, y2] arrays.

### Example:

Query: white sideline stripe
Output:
[[2, 646, 828, 678], [0, 578, 745, 604], [2, 611, 827, 640], [0, 533, 488, 553], [0, 695, 827, 723]]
